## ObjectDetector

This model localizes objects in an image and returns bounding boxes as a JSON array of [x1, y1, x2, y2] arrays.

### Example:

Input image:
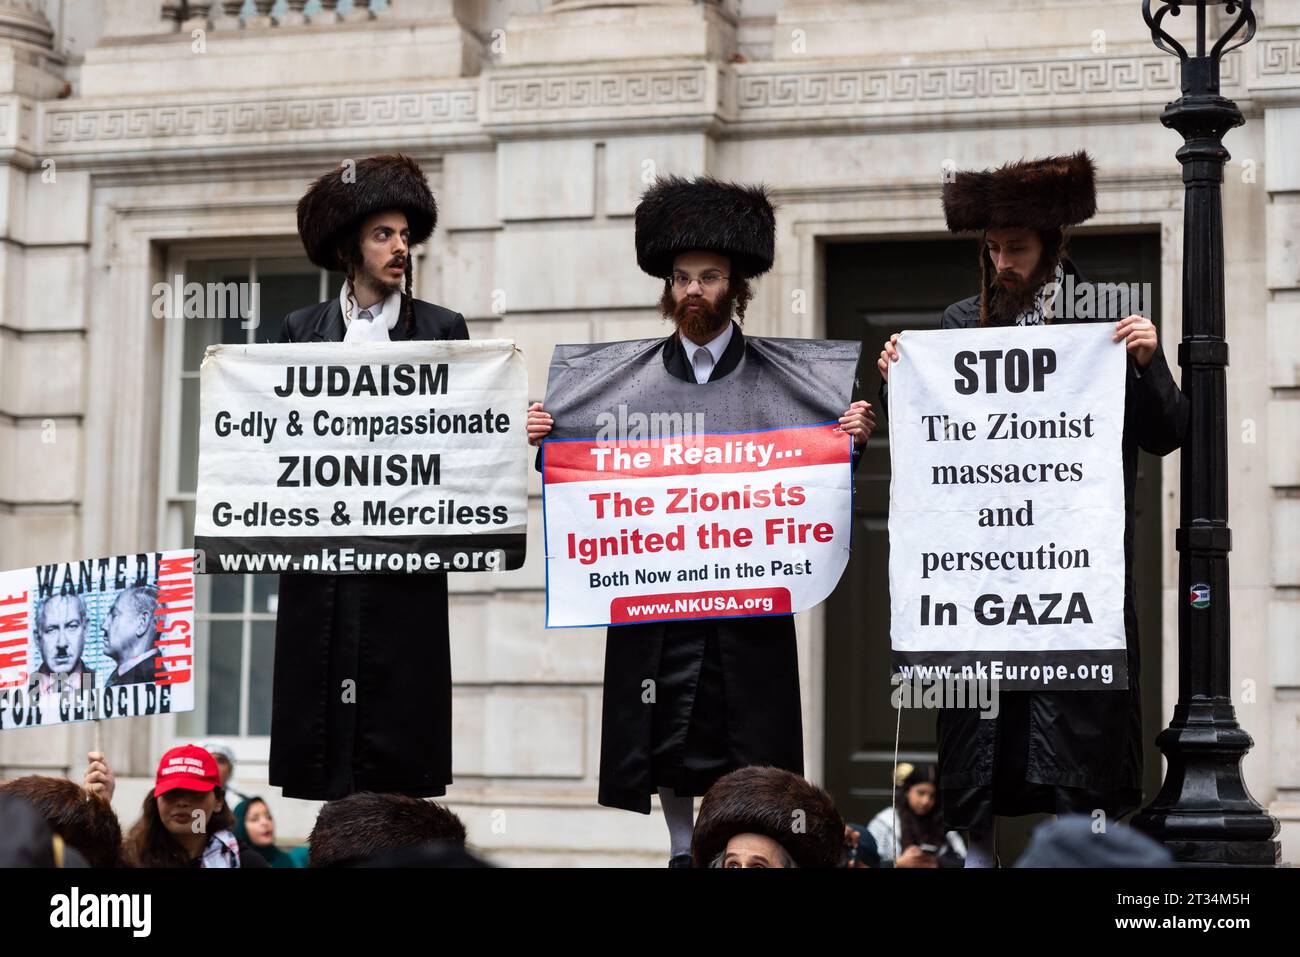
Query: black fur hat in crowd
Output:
[[297, 153, 438, 270], [308, 792, 466, 868], [942, 151, 1097, 233], [634, 175, 777, 280], [690, 766, 846, 869]]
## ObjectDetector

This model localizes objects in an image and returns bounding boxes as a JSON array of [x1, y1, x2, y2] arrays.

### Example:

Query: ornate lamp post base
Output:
[[1132, 701, 1280, 866]]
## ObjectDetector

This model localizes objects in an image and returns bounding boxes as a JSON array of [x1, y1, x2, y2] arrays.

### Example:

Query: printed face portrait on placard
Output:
[[30, 586, 120, 689], [35, 594, 88, 675], [3, 551, 196, 730], [102, 588, 154, 663]]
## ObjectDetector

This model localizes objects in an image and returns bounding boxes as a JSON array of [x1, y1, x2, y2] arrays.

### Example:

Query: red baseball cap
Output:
[[153, 745, 221, 796]]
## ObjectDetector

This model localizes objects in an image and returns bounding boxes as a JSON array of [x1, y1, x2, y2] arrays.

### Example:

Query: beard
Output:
[[361, 255, 407, 297], [659, 285, 737, 341], [987, 253, 1058, 325]]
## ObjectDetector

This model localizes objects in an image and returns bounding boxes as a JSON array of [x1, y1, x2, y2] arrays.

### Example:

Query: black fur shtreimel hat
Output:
[[634, 175, 777, 280], [942, 151, 1097, 233], [297, 153, 438, 270], [690, 766, 845, 869]]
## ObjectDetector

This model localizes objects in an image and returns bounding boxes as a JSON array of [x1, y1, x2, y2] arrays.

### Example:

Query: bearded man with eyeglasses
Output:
[[527, 176, 872, 866]]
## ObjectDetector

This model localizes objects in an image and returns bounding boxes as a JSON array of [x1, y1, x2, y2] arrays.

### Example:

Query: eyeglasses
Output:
[[671, 272, 729, 290]]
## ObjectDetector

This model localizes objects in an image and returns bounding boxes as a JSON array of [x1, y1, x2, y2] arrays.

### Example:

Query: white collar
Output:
[[678, 321, 733, 367], [117, 647, 158, 676], [339, 284, 401, 332]]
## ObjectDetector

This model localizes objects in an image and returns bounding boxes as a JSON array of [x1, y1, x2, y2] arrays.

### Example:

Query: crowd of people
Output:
[[0, 743, 1172, 869]]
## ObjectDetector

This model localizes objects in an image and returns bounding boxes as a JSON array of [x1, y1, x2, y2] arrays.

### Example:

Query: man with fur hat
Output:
[[878, 152, 1187, 866], [270, 154, 468, 801], [691, 766, 847, 868], [528, 175, 873, 866]]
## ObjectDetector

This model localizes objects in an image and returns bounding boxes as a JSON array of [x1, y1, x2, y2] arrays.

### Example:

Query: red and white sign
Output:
[[542, 423, 853, 627], [0, 550, 196, 730]]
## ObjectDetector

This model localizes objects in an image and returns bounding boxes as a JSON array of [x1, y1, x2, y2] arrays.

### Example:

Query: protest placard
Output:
[[544, 424, 853, 627], [888, 324, 1128, 690], [540, 335, 860, 628], [195, 339, 528, 575], [0, 550, 194, 730]]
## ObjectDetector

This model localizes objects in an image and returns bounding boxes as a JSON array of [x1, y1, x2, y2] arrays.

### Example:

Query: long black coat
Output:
[[268, 295, 468, 801], [545, 324, 859, 813], [917, 265, 1188, 828]]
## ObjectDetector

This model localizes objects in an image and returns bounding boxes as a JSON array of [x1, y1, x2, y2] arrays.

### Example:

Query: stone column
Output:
[[1258, 0, 1300, 861], [0, 0, 92, 779]]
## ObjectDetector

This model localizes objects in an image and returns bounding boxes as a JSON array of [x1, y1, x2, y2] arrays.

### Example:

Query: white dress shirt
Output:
[[679, 321, 733, 384], [340, 284, 402, 343]]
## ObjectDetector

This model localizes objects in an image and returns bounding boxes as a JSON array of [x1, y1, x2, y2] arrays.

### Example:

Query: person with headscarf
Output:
[[867, 763, 966, 868], [232, 797, 300, 868]]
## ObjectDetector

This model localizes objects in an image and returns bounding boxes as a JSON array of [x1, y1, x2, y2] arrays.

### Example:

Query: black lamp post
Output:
[[1130, 0, 1279, 866]]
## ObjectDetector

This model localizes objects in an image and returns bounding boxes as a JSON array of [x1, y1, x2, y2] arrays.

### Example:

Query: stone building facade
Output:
[[0, 0, 1296, 865]]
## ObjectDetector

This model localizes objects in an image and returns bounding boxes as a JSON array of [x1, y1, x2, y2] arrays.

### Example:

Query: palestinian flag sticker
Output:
[[1190, 583, 1211, 609]]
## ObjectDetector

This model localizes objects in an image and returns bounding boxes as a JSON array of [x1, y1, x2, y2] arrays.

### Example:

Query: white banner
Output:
[[195, 340, 528, 575], [888, 324, 1128, 690], [0, 550, 195, 730], [543, 423, 853, 627]]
